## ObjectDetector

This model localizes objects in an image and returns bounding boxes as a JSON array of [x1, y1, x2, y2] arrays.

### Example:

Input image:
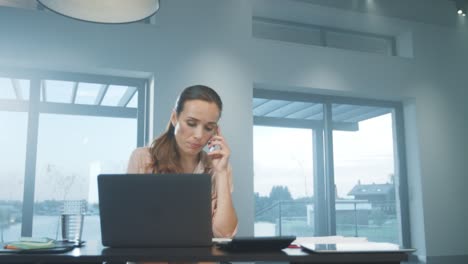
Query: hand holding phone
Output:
[[207, 126, 230, 173], [208, 126, 220, 153], [209, 144, 220, 153]]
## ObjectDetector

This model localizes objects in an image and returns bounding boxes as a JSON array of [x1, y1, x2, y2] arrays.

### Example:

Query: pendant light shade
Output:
[[37, 0, 159, 24]]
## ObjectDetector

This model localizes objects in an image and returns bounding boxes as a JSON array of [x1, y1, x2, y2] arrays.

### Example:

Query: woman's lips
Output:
[[188, 143, 202, 149]]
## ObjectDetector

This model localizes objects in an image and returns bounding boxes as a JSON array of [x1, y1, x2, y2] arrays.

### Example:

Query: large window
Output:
[[253, 89, 409, 247], [0, 70, 149, 241]]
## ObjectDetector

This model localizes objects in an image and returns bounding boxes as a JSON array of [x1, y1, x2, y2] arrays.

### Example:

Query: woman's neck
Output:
[[179, 153, 200, 173]]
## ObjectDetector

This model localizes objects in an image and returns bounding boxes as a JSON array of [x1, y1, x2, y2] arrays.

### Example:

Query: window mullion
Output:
[[137, 81, 146, 147], [21, 78, 40, 237], [144, 80, 151, 146], [313, 129, 327, 235], [393, 106, 411, 247], [323, 102, 336, 235]]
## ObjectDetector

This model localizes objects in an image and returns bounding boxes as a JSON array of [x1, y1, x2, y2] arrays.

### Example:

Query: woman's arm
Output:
[[212, 167, 238, 238], [207, 127, 238, 238]]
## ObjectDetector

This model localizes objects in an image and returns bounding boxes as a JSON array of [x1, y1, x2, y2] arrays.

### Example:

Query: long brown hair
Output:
[[149, 85, 223, 173]]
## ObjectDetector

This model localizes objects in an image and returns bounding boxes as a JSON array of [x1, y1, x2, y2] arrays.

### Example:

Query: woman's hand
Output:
[[207, 127, 230, 173], [208, 128, 238, 238]]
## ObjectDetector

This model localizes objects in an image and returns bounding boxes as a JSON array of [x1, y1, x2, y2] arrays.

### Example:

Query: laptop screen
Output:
[[98, 173, 212, 247]]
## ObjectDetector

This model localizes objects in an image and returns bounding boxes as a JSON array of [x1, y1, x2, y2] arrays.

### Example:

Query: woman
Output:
[[127, 85, 238, 238]]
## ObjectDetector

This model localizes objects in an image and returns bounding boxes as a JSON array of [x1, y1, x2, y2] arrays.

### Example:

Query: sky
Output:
[[253, 113, 394, 199], [0, 111, 136, 203], [1, 78, 138, 203]]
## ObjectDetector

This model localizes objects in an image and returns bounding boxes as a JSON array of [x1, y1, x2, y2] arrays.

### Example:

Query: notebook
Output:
[[98, 173, 212, 248]]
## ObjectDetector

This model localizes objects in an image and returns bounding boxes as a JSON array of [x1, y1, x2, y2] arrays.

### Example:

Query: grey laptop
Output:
[[98, 173, 212, 248]]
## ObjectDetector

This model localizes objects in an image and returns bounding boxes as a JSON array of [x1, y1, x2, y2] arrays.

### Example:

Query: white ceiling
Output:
[[1, 0, 465, 28]]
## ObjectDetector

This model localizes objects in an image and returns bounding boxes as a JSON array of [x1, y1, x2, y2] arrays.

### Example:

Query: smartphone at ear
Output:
[[208, 127, 220, 152], [209, 144, 220, 153]]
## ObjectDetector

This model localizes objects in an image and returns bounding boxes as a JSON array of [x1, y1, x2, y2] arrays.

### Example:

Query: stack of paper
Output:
[[292, 236, 368, 247]]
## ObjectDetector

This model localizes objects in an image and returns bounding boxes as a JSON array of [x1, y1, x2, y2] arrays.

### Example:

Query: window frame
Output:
[[253, 16, 397, 56], [0, 68, 150, 237], [253, 88, 410, 247]]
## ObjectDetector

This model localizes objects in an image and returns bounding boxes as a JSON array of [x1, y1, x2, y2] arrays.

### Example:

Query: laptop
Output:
[[97, 173, 213, 248]]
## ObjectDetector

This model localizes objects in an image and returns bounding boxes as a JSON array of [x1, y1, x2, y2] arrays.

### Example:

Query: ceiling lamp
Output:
[[454, 0, 468, 16], [37, 0, 159, 24]]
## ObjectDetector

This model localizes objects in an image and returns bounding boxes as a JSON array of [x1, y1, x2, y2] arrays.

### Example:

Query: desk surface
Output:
[[0, 240, 410, 264]]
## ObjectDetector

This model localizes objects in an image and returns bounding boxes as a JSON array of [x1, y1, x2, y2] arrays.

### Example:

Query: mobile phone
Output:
[[209, 144, 220, 152], [208, 128, 220, 152]]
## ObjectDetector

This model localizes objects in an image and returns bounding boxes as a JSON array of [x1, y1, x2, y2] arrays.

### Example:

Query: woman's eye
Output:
[[187, 122, 196, 127], [205, 127, 214, 132]]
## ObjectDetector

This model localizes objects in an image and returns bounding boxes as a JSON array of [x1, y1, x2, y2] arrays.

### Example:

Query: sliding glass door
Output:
[[253, 89, 409, 246]]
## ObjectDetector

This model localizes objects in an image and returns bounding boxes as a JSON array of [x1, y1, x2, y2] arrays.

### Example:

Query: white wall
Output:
[[1, 0, 467, 261], [251, 1, 468, 261]]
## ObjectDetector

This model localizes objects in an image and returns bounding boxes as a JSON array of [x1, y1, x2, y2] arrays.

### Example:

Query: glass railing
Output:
[[255, 200, 399, 244]]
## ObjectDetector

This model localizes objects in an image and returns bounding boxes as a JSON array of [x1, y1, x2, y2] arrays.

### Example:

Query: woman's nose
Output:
[[193, 127, 203, 139]]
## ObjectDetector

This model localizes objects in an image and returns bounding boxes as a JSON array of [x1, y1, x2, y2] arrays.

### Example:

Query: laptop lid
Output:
[[98, 173, 212, 248]]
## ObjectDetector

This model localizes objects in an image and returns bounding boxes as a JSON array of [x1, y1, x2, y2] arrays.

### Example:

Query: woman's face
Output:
[[171, 99, 220, 158]]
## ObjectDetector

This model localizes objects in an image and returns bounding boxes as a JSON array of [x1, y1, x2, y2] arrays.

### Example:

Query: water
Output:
[[2, 217, 275, 241], [1, 218, 397, 244], [1, 215, 101, 242]]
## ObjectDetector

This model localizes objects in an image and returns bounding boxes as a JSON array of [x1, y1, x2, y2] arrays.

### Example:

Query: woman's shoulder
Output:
[[127, 147, 153, 173], [131, 146, 151, 155], [130, 147, 152, 160]]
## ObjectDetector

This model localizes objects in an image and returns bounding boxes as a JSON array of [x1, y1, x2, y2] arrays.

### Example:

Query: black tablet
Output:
[[217, 236, 296, 251]]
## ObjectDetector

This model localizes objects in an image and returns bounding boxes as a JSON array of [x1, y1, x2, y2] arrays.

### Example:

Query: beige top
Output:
[[127, 147, 236, 237]]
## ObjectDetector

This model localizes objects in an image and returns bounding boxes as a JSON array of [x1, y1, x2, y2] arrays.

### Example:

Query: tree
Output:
[[269, 186, 293, 202]]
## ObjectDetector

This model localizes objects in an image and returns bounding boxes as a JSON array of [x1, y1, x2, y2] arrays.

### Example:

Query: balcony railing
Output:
[[255, 200, 398, 244]]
